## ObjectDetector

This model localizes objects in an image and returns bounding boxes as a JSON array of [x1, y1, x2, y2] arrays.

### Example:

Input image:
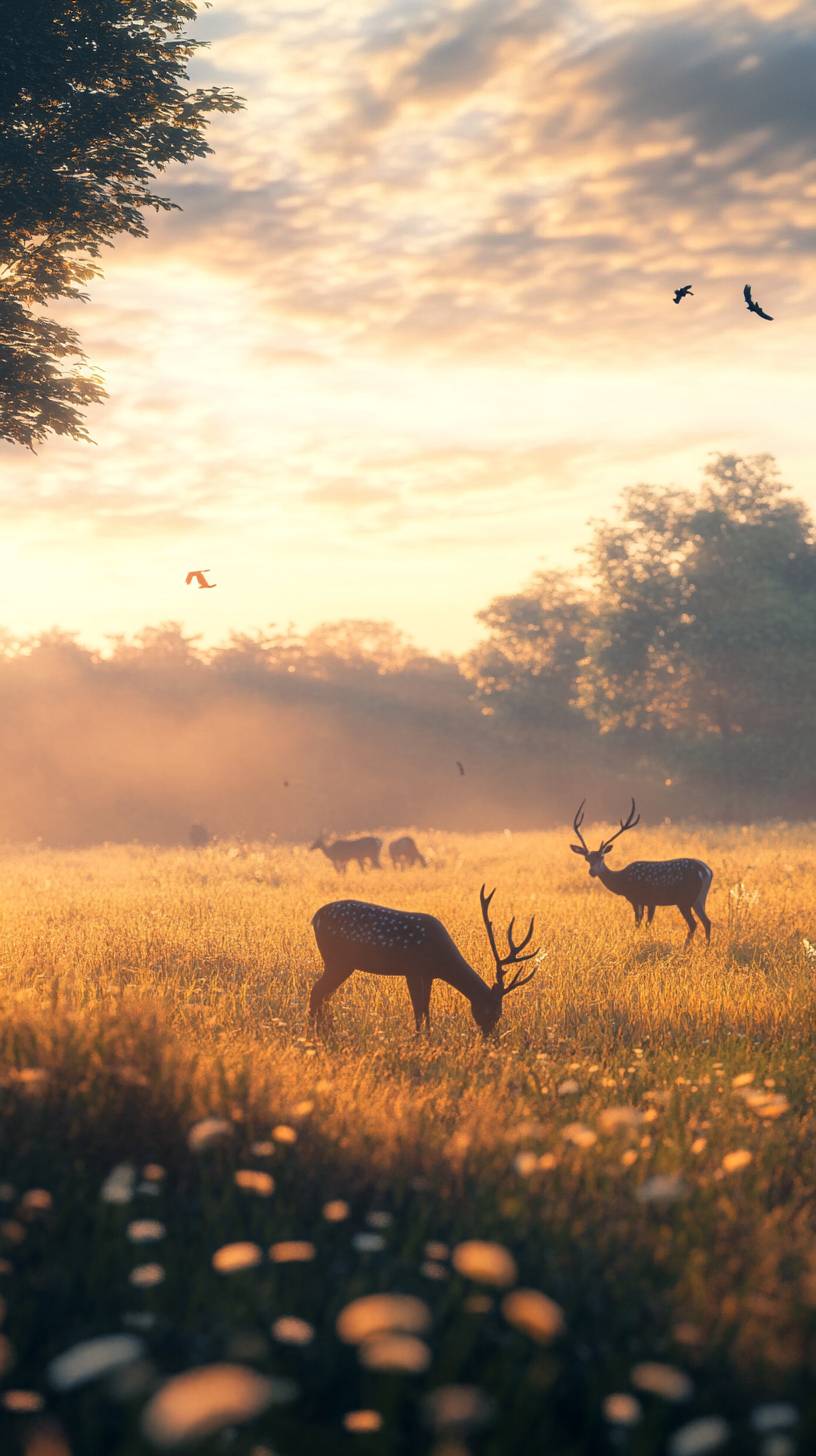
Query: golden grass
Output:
[[1, 825, 816, 1453]]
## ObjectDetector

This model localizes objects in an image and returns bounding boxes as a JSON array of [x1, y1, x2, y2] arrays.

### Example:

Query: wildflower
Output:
[[359, 1334, 430, 1373], [129, 1264, 164, 1288], [212, 1243, 263, 1273], [271, 1317, 314, 1346], [343, 1411, 383, 1433], [188, 1118, 232, 1153], [421, 1261, 448, 1280], [561, 1123, 597, 1149], [631, 1363, 693, 1401], [234, 1170, 275, 1196], [721, 1150, 752, 1174], [101, 1165, 136, 1205], [514, 1151, 538, 1176], [126, 1220, 165, 1243], [323, 1200, 350, 1222], [423, 1386, 494, 1432], [603, 1393, 642, 1426], [452, 1241, 517, 1288], [48, 1335, 145, 1391], [2, 1390, 44, 1412], [740, 1089, 790, 1119], [366, 1211, 393, 1229], [598, 1106, 642, 1134], [668, 1416, 730, 1455], [353, 1233, 385, 1252], [750, 1405, 797, 1433], [502, 1289, 564, 1342], [337, 1294, 430, 1345], [425, 1241, 449, 1260], [269, 1241, 315, 1263], [142, 1364, 294, 1446], [636, 1175, 687, 1204]]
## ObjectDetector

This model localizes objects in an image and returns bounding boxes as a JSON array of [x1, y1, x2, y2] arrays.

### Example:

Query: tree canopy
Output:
[[470, 453, 816, 814], [0, 0, 241, 448]]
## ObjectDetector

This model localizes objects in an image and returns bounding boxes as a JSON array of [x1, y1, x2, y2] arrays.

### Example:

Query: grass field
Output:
[[1, 825, 815, 1455]]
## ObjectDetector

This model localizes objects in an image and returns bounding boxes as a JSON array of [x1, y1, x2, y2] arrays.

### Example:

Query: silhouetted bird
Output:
[[456, 760, 465, 776], [186, 569, 217, 589], [744, 284, 773, 321], [673, 285, 693, 304]]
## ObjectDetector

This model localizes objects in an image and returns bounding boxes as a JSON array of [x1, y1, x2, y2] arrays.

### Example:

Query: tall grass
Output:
[[1, 826, 815, 1454]]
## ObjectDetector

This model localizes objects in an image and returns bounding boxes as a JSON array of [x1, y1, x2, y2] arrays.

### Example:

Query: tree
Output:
[[465, 570, 590, 736], [576, 454, 816, 803], [0, 0, 241, 448]]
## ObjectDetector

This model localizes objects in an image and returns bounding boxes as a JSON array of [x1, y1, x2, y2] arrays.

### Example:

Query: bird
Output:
[[744, 284, 773, 321], [673, 285, 693, 304], [186, 569, 217, 589], [456, 760, 465, 776]]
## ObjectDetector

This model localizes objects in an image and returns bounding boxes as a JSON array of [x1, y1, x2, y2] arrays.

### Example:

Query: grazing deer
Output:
[[309, 833, 382, 873], [310, 885, 540, 1036], [389, 835, 427, 869], [188, 822, 209, 848], [570, 799, 713, 945]]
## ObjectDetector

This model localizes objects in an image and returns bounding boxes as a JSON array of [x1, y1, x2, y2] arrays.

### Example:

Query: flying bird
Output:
[[186, 569, 217, 589], [673, 285, 693, 304], [744, 284, 773, 321], [456, 760, 465, 777]]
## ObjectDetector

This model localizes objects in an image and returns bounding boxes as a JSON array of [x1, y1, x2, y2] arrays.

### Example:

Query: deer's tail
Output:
[[694, 862, 713, 913]]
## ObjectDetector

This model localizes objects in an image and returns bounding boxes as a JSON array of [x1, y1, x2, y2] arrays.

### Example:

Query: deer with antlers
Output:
[[570, 798, 713, 945], [310, 885, 540, 1036]]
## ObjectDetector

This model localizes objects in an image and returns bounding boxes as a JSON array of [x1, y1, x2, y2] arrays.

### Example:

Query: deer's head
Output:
[[570, 798, 640, 876], [309, 833, 326, 852], [473, 885, 541, 1037]]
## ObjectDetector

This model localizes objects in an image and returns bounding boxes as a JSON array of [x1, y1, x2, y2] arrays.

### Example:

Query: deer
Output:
[[309, 833, 382, 873], [309, 885, 540, 1037], [570, 798, 713, 945], [388, 835, 427, 869]]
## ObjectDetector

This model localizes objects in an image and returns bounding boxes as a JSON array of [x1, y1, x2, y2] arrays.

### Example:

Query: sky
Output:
[[3, 0, 816, 655]]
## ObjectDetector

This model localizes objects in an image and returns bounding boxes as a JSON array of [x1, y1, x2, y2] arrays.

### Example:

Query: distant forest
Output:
[[2, 453, 815, 845]]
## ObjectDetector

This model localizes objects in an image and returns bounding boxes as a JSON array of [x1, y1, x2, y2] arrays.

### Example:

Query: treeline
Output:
[[1, 453, 814, 845]]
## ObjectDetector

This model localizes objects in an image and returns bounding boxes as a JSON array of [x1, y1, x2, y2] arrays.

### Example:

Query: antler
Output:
[[572, 799, 589, 854], [479, 884, 540, 996], [599, 797, 640, 854]]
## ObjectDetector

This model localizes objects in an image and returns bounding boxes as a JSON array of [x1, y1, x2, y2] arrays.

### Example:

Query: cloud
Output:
[[134, 0, 816, 366]]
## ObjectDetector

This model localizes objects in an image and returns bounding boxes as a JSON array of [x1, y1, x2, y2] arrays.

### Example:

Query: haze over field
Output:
[[3, 0, 816, 652]]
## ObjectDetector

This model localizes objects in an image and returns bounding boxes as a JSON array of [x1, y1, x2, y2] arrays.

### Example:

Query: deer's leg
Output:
[[406, 976, 432, 1035], [646, 905, 656, 925], [309, 962, 353, 1026], [633, 901, 643, 926], [693, 873, 713, 945], [679, 905, 697, 946]]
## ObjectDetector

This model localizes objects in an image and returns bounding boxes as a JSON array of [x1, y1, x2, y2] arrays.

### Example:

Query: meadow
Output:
[[1, 824, 815, 1456]]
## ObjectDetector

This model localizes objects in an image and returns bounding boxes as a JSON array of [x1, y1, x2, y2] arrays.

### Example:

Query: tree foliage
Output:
[[465, 571, 589, 737], [471, 454, 816, 813], [0, 0, 241, 448], [575, 454, 816, 747]]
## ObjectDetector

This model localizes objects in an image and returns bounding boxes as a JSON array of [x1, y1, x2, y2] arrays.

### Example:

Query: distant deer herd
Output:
[[303, 798, 715, 1038]]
